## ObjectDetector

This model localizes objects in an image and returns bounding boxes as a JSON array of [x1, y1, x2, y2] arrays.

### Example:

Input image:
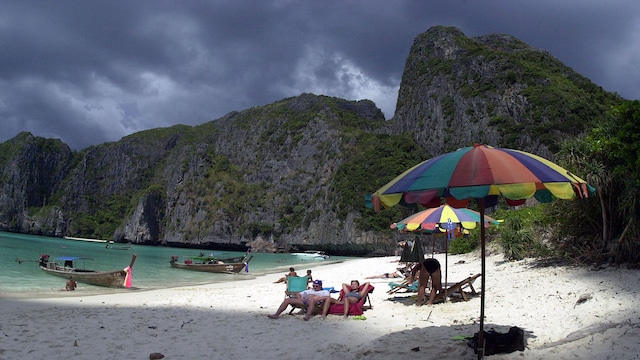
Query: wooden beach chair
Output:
[[434, 273, 481, 303]]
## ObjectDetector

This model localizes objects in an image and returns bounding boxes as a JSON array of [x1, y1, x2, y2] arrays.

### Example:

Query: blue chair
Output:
[[387, 279, 419, 294], [284, 275, 309, 298]]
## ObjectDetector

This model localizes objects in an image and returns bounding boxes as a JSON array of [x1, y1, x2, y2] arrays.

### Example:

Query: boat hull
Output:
[[105, 244, 133, 250], [170, 256, 252, 274], [291, 252, 329, 260], [39, 267, 130, 287], [39, 254, 136, 288]]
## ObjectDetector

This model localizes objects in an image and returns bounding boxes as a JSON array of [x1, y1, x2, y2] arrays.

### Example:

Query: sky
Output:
[[1, 1, 639, 150]]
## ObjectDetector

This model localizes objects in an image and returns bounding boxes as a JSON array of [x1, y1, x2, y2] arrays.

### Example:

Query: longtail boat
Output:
[[170, 254, 253, 274], [38, 254, 136, 288]]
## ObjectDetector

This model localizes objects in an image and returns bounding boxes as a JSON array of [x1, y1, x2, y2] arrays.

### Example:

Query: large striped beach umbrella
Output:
[[391, 203, 501, 306], [370, 144, 594, 358], [390, 204, 500, 232]]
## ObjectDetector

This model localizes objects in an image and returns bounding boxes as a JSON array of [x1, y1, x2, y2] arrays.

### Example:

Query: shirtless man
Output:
[[274, 267, 297, 283], [66, 276, 77, 291]]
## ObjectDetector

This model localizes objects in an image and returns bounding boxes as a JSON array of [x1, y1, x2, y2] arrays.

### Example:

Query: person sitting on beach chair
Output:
[[268, 280, 329, 320], [320, 280, 372, 318]]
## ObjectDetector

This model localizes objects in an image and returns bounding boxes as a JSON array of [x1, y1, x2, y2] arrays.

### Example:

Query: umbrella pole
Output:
[[478, 199, 486, 359], [444, 230, 448, 303]]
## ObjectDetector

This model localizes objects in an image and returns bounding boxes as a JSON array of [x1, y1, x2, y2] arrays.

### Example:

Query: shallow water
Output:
[[0, 231, 349, 298]]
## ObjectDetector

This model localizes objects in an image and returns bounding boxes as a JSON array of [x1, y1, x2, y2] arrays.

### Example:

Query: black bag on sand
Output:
[[467, 326, 525, 355]]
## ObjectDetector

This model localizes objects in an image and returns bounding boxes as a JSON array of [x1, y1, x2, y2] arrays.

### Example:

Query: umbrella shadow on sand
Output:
[[385, 287, 480, 307], [354, 322, 533, 359], [370, 144, 594, 358]]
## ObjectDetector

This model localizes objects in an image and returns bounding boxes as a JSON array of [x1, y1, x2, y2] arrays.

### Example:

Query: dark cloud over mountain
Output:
[[2, 1, 638, 149]]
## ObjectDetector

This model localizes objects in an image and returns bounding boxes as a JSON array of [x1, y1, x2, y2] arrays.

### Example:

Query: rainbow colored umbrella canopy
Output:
[[372, 144, 594, 211], [370, 144, 593, 358], [391, 204, 500, 232]]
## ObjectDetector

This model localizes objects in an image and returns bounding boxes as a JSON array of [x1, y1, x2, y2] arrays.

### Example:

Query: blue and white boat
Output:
[[291, 250, 329, 260]]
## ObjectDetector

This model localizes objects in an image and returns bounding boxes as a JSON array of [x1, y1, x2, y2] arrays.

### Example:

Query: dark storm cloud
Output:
[[1, 1, 638, 150]]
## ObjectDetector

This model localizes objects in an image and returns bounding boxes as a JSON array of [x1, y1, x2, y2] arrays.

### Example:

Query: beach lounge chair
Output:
[[284, 275, 309, 298], [285, 275, 326, 315], [326, 283, 375, 316], [434, 273, 481, 303], [387, 279, 418, 294]]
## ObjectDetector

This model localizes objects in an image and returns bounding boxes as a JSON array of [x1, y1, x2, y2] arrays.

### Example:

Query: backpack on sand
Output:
[[467, 326, 525, 355]]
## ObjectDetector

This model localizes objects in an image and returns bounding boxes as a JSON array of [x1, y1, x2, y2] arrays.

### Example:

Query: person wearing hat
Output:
[[268, 279, 329, 320]]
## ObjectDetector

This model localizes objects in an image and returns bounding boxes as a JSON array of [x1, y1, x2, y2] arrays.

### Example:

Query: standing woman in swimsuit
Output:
[[411, 258, 442, 306]]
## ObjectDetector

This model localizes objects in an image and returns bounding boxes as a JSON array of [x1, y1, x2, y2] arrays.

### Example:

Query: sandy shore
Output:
[[1, 251, 639, 359]]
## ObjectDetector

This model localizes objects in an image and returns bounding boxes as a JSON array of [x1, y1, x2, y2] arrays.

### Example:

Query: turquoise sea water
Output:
[[0, 231, 351, 298]]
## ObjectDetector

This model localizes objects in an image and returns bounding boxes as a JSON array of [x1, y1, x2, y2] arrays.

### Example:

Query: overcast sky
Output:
[[2, 1, 638, 150]]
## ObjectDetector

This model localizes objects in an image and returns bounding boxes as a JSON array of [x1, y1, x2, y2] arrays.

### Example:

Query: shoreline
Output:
[[2, 253, 639, 359], [0, 258, 350, 300]]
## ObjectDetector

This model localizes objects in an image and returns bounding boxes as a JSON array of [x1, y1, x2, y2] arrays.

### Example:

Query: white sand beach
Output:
[[1, 251, 639, 360]]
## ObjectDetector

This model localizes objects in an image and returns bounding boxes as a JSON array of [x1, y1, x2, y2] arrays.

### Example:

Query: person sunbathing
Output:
[[365, 265, 411, 279], [365, 271, 404, 279], [320, 280, 371, 318]]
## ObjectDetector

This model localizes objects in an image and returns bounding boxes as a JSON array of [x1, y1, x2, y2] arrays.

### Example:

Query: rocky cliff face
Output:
[[0, 133, 73, 235], [393, 26, 618, 159], [0, 27, 621, 254], [0, 94, 394, 253]]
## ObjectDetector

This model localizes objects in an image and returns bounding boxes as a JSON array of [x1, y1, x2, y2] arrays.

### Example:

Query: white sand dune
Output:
[[1, 252, 639, 359]]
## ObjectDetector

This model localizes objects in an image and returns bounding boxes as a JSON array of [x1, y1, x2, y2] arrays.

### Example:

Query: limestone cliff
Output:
[[393, 26, 619, 159], [0, 27, 623, 254]]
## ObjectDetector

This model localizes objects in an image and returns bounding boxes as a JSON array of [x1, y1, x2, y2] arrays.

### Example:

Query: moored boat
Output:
[[38, 254, 136, 288], [105, 242, 133, 250], [169, 254, 253, 274], [291, 250, 329, 260]]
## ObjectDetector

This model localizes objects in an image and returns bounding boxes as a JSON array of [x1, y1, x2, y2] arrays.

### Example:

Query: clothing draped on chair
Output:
[[387, 279, 419, 294]]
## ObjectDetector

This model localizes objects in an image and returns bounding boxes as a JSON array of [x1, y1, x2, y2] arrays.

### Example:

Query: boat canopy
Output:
[[54, 256, 95, 261]]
